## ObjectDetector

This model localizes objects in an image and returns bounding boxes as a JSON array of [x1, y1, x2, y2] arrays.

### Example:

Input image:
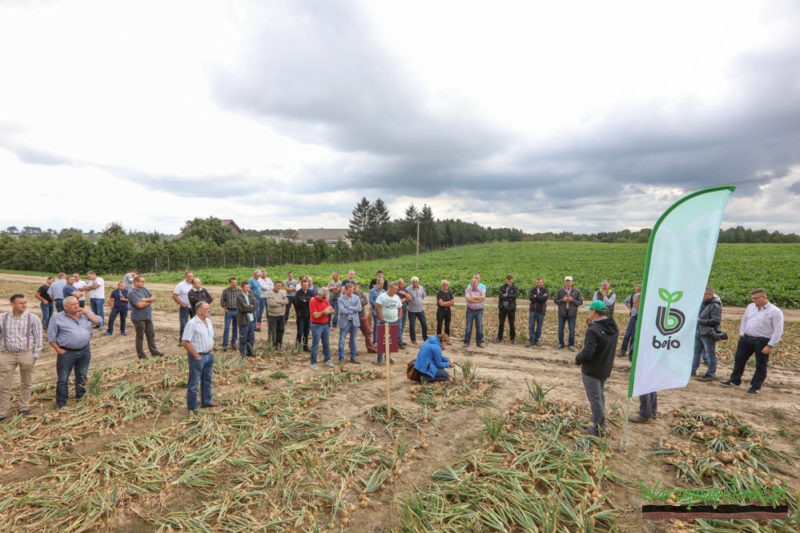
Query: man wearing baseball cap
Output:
[[554, 276, 583, 350], [574, 300, 618, 436]]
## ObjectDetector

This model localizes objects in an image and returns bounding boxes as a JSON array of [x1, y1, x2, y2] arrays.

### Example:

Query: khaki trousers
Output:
[[0, 351, 35, 416]]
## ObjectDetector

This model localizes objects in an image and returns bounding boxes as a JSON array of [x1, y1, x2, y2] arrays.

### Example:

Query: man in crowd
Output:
[[63, 275, 81, 303], [575, 301, 618, 436], [327, 272, 342, 328], [721, 288, 784, 395], [72, 272, 87, 308], [248, 270, 263, 332], [0, 294, 43, 420], [294, 279, 313, 352], [309, 288, 335, 369], [337, 282, 362, 364], [85, 271, 106, 327], [496, 275, 519, 344], [284, 271, 298, 322], [593, 280, 616, 319], [104, 281, 129, 336], [182, 301, 216, 414], [123, 269, 138, 291], [619, 284, 641, 357], [220, 277, 240, 352], [406, 276, 429, 344], [353, 282, 377, 354], [257, 269, 274, 331], [34, 276, 55, 330], [554, 276, 583, 351], [375, 281, 403, 366], [127, 276, 163, 360], [464, 276, 486, 348], [436, 279, 454, 337], [466, 272, 487, 293], [172, 271, 194, 346], [369, 278, 385, 347], [187, 277, 214, 317], [342, 269, 357, 287], [306, 275, 318, 296], [370, 269, 385, 290], [692, 288, 722, 382], [527, 277, 549, 346], [237, 281, 257, 357], [266, 280, 288, 349], [47, 296, 101, 408], [48, 272, 68, 313]]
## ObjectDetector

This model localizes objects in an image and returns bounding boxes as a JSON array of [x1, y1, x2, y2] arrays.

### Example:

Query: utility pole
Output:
[[416, 220, 420, 269]]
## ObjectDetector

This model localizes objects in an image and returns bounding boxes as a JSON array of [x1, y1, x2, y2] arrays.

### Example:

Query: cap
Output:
[[585, 300, 608, 314], [564, 276, 573, 281]]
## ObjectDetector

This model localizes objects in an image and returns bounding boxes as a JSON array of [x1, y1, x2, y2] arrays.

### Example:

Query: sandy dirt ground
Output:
[[1, 273, 798, 531]]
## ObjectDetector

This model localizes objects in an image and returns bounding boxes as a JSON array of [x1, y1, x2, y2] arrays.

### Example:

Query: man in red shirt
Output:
[[309, 288, 334, 369]]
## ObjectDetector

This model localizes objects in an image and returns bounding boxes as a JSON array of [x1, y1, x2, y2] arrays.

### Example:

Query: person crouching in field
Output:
[[413, 335, 453, 384], [574, 301, 618, 436]]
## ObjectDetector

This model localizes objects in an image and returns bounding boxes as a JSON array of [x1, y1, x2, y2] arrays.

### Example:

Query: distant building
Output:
[[220, 219, 243, 235], [295, 228, 351, 246]]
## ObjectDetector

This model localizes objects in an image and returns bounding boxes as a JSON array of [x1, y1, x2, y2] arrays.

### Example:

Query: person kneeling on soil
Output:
[[413, 335, 453, 384]]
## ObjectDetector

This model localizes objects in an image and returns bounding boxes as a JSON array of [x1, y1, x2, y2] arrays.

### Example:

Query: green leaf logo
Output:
[[658, 288, 683, 329]]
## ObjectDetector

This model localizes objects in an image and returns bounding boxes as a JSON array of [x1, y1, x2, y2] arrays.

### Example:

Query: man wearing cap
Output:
[[554, 276, 583, 351], [574, 300, 618, 436]]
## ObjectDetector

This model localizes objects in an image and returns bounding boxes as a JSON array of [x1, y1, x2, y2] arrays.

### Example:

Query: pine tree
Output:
[[347, 197, 373, 243], [370, 198, 391, 243]]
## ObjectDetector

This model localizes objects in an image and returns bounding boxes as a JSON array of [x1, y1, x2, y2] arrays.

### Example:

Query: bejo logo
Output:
[[653, 288, 686, 349]]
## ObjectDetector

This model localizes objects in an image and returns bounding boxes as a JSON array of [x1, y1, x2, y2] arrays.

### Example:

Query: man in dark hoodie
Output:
[[575, 300, 619, 436]]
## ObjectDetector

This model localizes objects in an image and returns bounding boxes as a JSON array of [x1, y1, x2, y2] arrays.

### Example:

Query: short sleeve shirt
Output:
[[128, 288, 153, 321], [376, 292, 402, 322]]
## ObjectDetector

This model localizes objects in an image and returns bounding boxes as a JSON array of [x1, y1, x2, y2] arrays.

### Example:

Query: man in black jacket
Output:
[[495, 275, 519, 344], [294, 280, 313, 352], [575, 300, 619, 436], [527, 277, 549, 346]]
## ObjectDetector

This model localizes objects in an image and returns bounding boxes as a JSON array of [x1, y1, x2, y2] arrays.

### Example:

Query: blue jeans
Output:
[[257, 298, 267, 325], [56, 346, 91, 407], [106, 307, 128, 334], [620, 315, 637, 353], [330, 299, 339, 328], [398, 308, 408, 345], [421, 368, 450, 383], [528, 311, 544, 344], [296, 317, 310, 347], [464, 308, 484, 345], [372, 311, 379, 345], [187, 353, 214, 411], [55, 299, 64, 313], [311, 323, 331, 364], [223, 310, 238, 348], [90, 298, 105, 325], [408, 311, 428, 342], [179, 306, 191, 339], [338, 321, 359, 361], [558, 314, 577, 347], [239, 321, 256, 356], [41, 302, 53, 329], [639, 392, 658, 419], [692, 331, 717, 377]]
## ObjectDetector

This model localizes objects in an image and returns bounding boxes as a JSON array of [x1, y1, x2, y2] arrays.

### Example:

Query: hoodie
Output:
[[575, 317, 619, 380], [413, 337, 450, 379], [697, 296, 722, 337]]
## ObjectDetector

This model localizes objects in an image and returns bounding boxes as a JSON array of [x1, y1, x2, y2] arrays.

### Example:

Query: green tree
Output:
[[370, 198, 391, 243], [180, 217, 234, 245], [347, 197, 373, 243]]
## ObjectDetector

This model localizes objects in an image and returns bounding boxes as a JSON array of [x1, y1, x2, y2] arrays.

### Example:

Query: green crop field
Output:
[[146, 242, 800, 308]]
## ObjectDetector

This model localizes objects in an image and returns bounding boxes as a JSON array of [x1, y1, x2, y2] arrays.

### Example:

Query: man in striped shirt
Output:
[[0, 294, 43, 420], [182, 301, 216, 413]]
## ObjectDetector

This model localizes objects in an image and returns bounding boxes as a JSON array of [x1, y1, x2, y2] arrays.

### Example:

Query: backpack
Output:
[[406, 360, 421, 382]]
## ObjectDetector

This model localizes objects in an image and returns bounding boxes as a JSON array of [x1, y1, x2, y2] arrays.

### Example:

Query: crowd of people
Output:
[[0, 268, 785, 423]]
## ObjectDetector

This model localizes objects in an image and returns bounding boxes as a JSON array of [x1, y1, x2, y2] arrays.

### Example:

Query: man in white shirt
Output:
[[375, 282, 403, 366], [720, 288, 784, 395], [172, 271, 194, 346], [86, 271, 106, 327], [181, 301, 216, 413], [72, 272, 87, 308]]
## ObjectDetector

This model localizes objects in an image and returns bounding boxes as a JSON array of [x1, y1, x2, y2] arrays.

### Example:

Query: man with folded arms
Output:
[[337, 282, 362, 364], [182, 301, 216, 413]]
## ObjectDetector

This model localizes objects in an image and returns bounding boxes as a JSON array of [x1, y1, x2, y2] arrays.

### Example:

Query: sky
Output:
[[1, 0, 799, 235]]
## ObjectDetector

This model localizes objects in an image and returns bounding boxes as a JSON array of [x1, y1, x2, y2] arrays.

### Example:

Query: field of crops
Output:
[[145, 242, 800, 308]]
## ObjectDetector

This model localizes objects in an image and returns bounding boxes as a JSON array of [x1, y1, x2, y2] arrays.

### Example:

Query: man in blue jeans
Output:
[[692, 288, 721, 382], [464, 277, 486, 348], [310, 288, 334, 369], [47, 296, 101, 408], [337, 283, 362, 363], [220, 277, 240, 351], [554, 276, 583, 351], [181, 301, 216, 413]]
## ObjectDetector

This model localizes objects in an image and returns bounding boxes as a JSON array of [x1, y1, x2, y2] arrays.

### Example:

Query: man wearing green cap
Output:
[[574, 300, 619, 436]]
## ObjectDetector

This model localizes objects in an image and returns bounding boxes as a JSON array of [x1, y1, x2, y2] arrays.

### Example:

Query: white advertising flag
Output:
[[629, 186, 734, 398]]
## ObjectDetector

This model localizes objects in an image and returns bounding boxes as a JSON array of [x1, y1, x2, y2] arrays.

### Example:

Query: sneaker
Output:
[[137, 354, 148, 360], [200, 402, 218, 408], [628, 414, 652, 423], [103, 332, 112, 337], [557, 344, 565, 349], [478, 343, 487, 348], [310, 364, 319, 370], [350, 358, 361, 364], [177, 342, 183, 347], [719, 379, 739, 387], [745, 387, 759, 395], [376, 358, 384, 366], [324, 360, 334, 368], [510, 339, 516, 345], [303, 346, 311, 352], [121, 332, 127, 336], [152, 352, 164, 357], [527, 342, 535, 347], [698, 375, 714, 382], [492, 338, 502, 344], [568, 346, 575, 352], [367, 349, 378, 354], [463, 343, 470, 348]]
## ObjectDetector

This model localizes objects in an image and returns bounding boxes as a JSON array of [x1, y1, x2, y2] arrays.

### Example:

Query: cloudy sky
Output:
[[1, 0, 799, 234]]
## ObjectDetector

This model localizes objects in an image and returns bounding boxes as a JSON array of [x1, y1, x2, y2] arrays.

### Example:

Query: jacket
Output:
[[554, 287, 583, 317], [575, 317, 619, 380], [266, 289, 289, 317], [413, 336, 450, 379], [187, 288, 213, 310], [697, 297, 722, 337], [294, 289, 312, 318], [236, 292, 257, 325], [528, 286, 549, 313], [498, 283, 519, 311]]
